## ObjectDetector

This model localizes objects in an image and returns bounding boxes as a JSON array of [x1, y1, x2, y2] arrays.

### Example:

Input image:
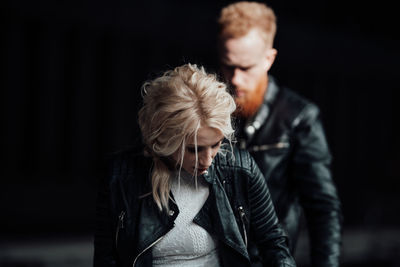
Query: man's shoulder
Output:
[[269, 80, 320, 125], [277, 87, 318, 113]]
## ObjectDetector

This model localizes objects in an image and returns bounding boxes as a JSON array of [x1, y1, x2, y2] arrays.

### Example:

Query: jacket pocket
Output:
[[115, 210, 125, 249]]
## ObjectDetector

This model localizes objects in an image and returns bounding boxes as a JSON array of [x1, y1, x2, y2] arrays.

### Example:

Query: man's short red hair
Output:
[[218, 1, 277, 47]]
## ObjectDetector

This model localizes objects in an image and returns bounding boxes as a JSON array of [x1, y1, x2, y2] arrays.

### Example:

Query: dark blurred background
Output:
[[1, 0, 400, 266]]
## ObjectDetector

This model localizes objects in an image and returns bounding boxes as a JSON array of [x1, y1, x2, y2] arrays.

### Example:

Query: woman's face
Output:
[[172, 126, 224, 176]]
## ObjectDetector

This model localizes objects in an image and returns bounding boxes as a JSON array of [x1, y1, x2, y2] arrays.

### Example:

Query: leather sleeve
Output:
[[244, 151, 297, 267], [93, 157, 118, 267], [292, 104, 342, 267]]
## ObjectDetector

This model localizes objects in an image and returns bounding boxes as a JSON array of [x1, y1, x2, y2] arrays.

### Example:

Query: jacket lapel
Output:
[[193, 165, 250, 261], [131, 164, 178, 256], [135, 196, 177, 254]]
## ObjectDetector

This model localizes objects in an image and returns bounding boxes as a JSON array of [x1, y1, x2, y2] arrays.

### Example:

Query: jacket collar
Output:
[[239, 75, 280, 145], [265, 75, 279, 105]]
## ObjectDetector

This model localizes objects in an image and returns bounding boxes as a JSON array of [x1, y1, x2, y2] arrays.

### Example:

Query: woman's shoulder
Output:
[[215, 146, 254, 172], [105, 146, 151, 176], [214, 147, 264, 190]]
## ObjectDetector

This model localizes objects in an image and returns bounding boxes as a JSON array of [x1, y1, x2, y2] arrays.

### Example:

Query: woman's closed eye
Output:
[[187, 146, 206, 153], [186, 140, 222, 154], [212, 141, 222, 148], [187, 147, 197, 153]]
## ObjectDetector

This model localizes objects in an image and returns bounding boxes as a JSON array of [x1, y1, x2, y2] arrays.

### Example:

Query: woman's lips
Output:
[[196, 167, 208, 174]]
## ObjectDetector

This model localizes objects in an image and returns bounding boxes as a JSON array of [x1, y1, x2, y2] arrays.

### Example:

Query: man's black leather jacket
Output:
[[93, 147, 296, 267], [236, 77, 342, 267]]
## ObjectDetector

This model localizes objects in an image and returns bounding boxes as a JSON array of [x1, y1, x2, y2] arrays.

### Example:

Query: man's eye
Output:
[[222, 64, 234, 71]]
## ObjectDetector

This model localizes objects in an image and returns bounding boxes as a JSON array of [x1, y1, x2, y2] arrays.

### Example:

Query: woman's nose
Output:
[[199, 148, 213, 167]]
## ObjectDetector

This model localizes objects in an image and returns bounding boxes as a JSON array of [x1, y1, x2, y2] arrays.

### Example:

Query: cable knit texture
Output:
[[152, 171, 220, 267]]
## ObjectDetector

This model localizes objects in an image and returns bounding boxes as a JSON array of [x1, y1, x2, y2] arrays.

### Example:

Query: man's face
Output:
[[220, 29, 276, 117]]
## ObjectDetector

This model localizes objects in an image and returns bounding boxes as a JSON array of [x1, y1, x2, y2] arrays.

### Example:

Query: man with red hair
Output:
[[218, 2, 342, 267]]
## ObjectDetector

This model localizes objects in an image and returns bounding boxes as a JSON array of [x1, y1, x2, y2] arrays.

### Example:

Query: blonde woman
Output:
[[93, 64, 295, 267]]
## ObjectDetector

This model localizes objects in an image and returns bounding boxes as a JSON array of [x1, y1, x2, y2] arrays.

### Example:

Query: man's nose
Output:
[[231, 68, 244, 87]]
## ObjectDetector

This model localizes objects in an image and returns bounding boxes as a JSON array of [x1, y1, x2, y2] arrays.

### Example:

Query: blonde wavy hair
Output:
[[218, 1, 277, 47], [138, 64, 236, 211]]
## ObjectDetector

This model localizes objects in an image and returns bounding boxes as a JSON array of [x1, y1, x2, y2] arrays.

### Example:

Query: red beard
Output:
[[234, 76, 268, 119]]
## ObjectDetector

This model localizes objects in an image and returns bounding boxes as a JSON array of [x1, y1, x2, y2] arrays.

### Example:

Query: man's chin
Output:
[[234, 96, 247, 106], [234, 99, 261, 118]]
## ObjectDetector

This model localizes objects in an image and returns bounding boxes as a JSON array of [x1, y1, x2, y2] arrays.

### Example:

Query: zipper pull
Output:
[[238, 206, 245, 218], [115, 211, 126, 248], [118, 211, 125, 229], [237, 206, 248, 247], [222, 179, 226, 189]]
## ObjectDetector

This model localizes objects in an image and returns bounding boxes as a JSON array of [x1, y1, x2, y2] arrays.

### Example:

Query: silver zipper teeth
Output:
[[132, 235, 165, 267], [238, 206, 248, 247], [115, 211, 125, 247], [249, 142, 289, 152]]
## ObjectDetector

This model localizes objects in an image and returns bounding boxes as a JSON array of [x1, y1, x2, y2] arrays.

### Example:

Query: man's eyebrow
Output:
[[221, 60, 256, 69]]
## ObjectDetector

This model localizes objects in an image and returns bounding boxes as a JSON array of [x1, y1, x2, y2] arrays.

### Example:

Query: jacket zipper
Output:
[[132, 209, 175, 267], [249, 142, 289, 152], [222, 179, 227, 190], [132, 235, 166, 267], [237, 206, 248, 247], [115, 210, 125, 248]]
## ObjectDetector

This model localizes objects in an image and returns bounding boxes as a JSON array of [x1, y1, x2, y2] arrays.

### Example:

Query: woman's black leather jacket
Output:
[[93, 147, 296, 267]]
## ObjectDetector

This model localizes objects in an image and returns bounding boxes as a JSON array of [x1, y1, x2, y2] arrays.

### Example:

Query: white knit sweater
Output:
[[152, 171, 220, 267]]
